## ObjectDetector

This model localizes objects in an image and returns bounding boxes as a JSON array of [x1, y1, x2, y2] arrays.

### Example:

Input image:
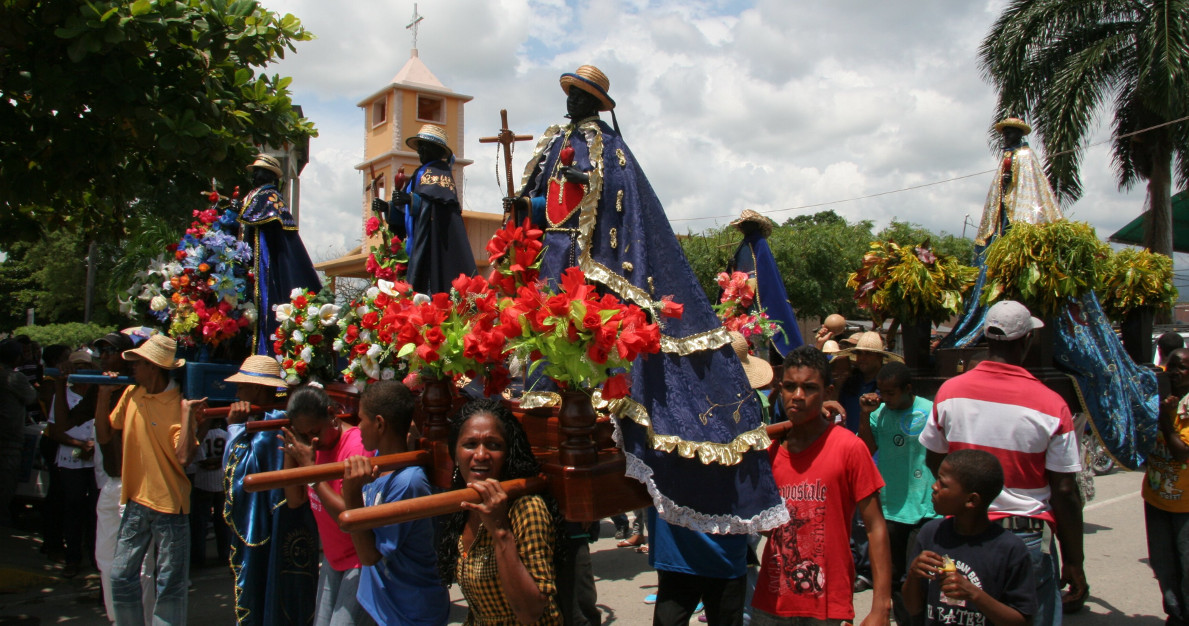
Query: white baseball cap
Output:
[[984, 300, 1044, 341]]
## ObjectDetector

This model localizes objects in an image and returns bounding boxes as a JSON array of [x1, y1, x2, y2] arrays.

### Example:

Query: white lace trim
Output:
[[611, 417, 790, 534]]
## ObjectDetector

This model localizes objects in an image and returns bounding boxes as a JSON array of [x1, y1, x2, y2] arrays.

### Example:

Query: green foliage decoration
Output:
[[11, 323, 116, 349], [1098, 248, 1178, 321], [847, 241, 977, 326], [980, 221, 1110, 319]]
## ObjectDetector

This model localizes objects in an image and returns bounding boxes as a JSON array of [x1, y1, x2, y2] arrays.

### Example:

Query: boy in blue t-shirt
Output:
[[341, 380, 448, 625], [858, 361, 938, 624], [904, 449, 1037, 626]]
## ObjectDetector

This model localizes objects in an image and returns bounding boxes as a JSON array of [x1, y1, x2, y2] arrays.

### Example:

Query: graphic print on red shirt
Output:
[[753, 425, 883, 620]]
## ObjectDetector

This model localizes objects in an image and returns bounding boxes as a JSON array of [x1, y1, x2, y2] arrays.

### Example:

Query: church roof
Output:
[[356, 50, 472, 107], [391, 50, 446, 90]]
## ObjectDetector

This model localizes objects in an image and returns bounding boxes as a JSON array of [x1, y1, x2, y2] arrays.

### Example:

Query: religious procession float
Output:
[[98, 71, 1168, 538]]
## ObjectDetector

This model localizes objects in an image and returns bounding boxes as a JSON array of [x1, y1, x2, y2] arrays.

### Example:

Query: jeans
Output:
[[1014, 528, 1061, 626], [314, 555, 373, 626], [654, 569, 746, 626], [112, 500, 190, 626], [1147, 502, 1189, 624]]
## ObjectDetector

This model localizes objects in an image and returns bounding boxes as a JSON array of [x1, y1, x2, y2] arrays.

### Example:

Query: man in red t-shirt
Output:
[[752, 346, 892, 625]]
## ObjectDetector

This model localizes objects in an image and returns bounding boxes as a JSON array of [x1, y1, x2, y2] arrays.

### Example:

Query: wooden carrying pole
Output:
[[201, 404, 287, 420], [332, 422, 792, 532], [338, 476, 547, 532], [242, 450, 431, 493], [245, 418, 290, 433]]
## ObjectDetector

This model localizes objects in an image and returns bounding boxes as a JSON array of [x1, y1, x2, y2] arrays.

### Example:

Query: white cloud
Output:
[[260, 0, 1161, 266]]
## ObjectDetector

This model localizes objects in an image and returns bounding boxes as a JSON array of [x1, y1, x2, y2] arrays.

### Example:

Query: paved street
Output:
[[0, 468, 1168, 624]]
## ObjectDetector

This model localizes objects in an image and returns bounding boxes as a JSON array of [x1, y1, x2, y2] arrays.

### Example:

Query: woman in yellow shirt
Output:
[[436, 399, 564, 625]]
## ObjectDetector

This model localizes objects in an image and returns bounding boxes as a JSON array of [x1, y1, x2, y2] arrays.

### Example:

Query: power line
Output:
[[669, 114, 1189, 225]]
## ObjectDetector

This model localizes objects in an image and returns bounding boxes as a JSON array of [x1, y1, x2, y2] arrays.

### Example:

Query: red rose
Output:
[[365, 216, 381, 237], [282, 359, 294, 369], [416, 343, 440, 363], [660, 296, 684, 319], [602, 373, 631, 400], [294, 295, 308, 308], [294, 360, 307, 374]]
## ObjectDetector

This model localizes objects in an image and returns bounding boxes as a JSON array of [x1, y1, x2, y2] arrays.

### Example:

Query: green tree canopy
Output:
[[0, 0, 317, 243], [680, 210, 876, 321], [979, 0, 1189, 259], [876, 219, 975, 265]]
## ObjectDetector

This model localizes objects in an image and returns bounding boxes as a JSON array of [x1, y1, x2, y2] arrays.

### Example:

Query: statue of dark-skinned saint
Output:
[[726, 209, 804, 359], [236, 154, 321, 355], [506, 65, 787, 534], [371, 124, 476, 294]]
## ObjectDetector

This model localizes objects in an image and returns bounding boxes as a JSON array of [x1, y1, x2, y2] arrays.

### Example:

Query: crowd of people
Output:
[[5, 296, 1186, 626]]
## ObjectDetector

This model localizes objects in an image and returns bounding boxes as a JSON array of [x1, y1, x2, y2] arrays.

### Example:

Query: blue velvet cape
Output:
[[733, 232, 804, 357], [518, 118, 788, 534], [223, 411, 318, 625], [238, 185, 322, 355], [387, 160, 476, 295]]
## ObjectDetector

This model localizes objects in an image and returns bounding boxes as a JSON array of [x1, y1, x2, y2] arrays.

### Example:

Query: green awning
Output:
[[1109, 190, 1189, 252]]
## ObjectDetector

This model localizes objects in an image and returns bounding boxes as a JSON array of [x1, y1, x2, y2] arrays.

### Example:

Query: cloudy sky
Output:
[[262, 0, 1170, 272]]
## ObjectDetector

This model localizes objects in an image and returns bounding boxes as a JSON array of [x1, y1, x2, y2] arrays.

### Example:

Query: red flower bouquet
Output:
[[364, 214, 409, 282], [335, 279, 414, 388], [487, 218, 544, 296], [381, 273, 512, 396], [714, 271, 784, 348], [498, 267, 671, 399]]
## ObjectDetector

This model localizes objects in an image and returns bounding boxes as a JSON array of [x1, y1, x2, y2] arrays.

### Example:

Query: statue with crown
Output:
[[502, 65, 789, 534]]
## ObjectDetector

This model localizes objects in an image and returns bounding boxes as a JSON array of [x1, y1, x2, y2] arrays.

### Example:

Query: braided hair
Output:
[[435, 398, 567, 586]]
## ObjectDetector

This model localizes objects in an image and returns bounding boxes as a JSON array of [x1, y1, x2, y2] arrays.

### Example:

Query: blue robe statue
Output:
[[518, 117, 788, 534], [223, 411, 318, 625], [389, 160, 476, 295], [941, 134, 1157, 468], [732, 230, 804, 357], [237, 184, 322, 355]]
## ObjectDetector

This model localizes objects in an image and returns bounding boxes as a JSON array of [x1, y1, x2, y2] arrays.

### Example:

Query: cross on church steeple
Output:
[[406, 3, 424, 52]]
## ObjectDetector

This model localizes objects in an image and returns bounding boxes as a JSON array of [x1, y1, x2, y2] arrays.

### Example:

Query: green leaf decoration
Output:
[[1097, 248, 1178, 322], [980, 220, 1108, 318]]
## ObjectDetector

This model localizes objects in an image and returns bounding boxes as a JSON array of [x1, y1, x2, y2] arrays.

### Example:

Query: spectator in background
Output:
[[190, 417, 230, 568], [1157, 331, 1185, 369], [39, 344, 72, 560], [95, 334, 202, 625], [858, 361, 938, 624], [1, 338, 37, 527], [47, 349, 100, 579], [836, 331, 903, 593], [1144, 348, 1189, 625]]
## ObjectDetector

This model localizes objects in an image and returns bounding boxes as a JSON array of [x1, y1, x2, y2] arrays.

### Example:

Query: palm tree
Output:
[[979, 0, 1189, 259]]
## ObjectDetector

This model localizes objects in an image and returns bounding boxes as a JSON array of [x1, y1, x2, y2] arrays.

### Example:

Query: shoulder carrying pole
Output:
[[242, 449, 431, 493]]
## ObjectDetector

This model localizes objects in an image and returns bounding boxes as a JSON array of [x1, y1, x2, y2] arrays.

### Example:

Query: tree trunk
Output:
[[84, 240, 97, 323], [1143, 147, 1173, 324]]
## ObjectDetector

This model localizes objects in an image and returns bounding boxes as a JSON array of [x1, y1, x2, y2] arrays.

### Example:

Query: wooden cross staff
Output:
[[479, 109, 533, 224]]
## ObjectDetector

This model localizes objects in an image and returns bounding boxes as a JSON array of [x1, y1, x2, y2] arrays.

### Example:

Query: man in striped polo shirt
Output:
[[920, 300, 1085, 626]]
